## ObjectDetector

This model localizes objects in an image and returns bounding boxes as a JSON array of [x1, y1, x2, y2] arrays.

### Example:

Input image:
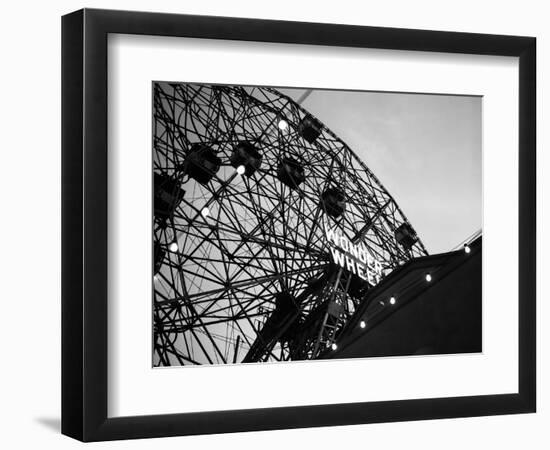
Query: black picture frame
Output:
[[61, 8, 536, 442]]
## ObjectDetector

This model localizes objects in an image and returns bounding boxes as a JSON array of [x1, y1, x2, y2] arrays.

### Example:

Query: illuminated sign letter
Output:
[[357, 244, 368, 264], [356, 263, 367, 281], [340, 235, 349, 252], [349, 242, 359, 259], [325, 227, 338, 246], [345, 256, 356, 274], [330, 247, 346, 267]]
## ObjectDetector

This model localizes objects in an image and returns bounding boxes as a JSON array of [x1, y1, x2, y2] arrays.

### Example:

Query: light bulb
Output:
[[201, 207, 210, 218], [425, 273, 432, 282], [464, 245, 471, 254], [278, 119, 288, 130], [331, 343, 338, 351], [169, 241, 178, 252], [236, 165, 246, 175], [360, 320, 366, 329], [389, 297, 396, 305]]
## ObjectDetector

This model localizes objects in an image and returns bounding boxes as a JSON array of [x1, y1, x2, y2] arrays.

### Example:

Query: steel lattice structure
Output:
[[153, 82, 428, 366]]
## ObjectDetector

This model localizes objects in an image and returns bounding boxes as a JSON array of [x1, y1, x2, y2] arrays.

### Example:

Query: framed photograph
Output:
[[61, 8, 536, 442]]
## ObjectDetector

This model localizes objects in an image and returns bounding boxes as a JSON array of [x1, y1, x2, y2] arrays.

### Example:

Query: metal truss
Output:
[[153, 82, 428, 366]]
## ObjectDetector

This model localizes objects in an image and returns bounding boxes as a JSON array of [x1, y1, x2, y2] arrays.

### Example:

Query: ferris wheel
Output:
[[152, 83, 427, 366]]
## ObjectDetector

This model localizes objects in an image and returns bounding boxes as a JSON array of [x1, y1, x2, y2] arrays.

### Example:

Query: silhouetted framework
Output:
[[153, 83, 427, 366]]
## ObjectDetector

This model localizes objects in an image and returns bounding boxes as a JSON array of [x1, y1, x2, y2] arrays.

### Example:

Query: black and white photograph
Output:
[[0, 0, 542, 447], [152, 82, 482, 366]]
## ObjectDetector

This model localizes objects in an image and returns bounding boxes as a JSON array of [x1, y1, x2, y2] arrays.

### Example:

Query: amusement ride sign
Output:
[[324, 226, 383, 286]]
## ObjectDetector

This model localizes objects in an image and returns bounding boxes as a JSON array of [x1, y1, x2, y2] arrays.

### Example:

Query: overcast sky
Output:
[[279, 88, 482, 254]]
